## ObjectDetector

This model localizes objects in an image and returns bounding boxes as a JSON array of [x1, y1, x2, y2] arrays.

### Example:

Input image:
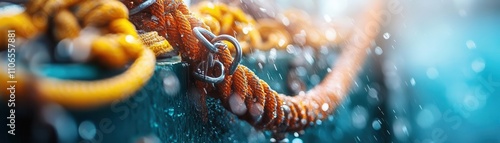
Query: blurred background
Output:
[[303, 0, 500, 142], [1, 0, 500, 142]]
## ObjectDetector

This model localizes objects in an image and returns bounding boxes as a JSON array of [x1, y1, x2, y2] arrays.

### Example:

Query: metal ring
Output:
[[193, 60, 225, 83], [193, 27, 218, 53], [129, 0, 156, 15], [211, 35, 242, 75]]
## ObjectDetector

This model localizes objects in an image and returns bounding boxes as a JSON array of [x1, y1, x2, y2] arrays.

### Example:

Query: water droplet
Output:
[[351, 106, 368, 129], [471, 58, 485, 73], [324, 15, 332, 23], [374, 46, 383, 55], [229, 93, 247, 116], [295, 67, 307, 77], [286, 45, 296, 54], [310, 74, 320, 85], [466, 40, 476, 49], [55, 39, 74, 62], [151, 15, 158, 21], [294, 132, 299, 137], [281, 17, 290, 26], [269, 48, 277, 61], [249, 103, 264, 121], [242, 26, 252, 34], [247, 130, 265, 143], [278, 39, 286, 47], [135, 134, 161, 143], [78, 121, 96, 140], [0, 4, 24, 16], [416, 108, 434, 128], [292, 138, 303, 143], [256, 52, 267, 63], [301, 119, 307, 125], [321, 103, 329, 112], [71, 36, 93, 62], [383, 33, 391, 39], [315, 120, 322, 125], [372, 119, 381, 130], [163, 72, 180, 96], [325, 29, 336, 41], [393, 119, 410, 141], [259, 7, 267, 12], [426, 67, 439, 79], [293, 33, 307, 45], [304, 53, 314, 65], [368, 88, 378, 98], [410, 78, 416, 86], [166, 108, 175, 116]]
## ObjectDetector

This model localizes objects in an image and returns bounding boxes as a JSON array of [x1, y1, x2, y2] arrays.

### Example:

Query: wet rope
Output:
[[127, 0, 382, 133]]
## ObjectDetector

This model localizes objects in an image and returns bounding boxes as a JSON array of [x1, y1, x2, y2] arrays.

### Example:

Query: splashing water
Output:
[[383, 32, 391, 39]]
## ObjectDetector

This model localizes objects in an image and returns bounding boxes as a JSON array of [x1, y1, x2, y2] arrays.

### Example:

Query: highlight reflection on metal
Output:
[[192, 27, 242, 83], [129, 0, 156, 15]]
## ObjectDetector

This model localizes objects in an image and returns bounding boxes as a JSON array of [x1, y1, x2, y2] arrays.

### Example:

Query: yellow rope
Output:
[[139, 31, 174, 56], [0, 0, 156, 109]]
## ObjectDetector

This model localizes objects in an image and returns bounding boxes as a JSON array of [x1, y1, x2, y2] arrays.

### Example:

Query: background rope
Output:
[[0, 0, 156, 109]]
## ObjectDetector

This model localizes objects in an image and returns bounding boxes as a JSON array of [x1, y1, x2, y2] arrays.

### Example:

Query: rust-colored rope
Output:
[[128, 0, 382, 132]]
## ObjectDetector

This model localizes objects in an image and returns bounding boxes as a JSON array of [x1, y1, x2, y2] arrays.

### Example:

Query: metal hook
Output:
[[193, 60, 225, 83], [129, 0, 156, 15], [192, 27, 242, 83], [211, 35, 242, 75], [193, 27, 218, 53]]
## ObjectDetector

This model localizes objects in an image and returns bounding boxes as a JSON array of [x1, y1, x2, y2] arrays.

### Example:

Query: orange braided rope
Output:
[[128, 0, 382, 132]]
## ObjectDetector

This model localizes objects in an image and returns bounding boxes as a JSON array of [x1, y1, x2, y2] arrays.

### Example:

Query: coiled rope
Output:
[[0, 0, 156, 108]]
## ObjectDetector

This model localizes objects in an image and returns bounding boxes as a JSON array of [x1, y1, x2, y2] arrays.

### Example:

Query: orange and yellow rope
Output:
[[0, 0, 382, 135], [0, 0, 156, 109], [126, 0, 382, 133]]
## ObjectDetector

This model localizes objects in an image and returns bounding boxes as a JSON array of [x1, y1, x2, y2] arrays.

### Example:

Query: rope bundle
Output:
[[0, 0, 381, 137], [0, 0, 155, 108]]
